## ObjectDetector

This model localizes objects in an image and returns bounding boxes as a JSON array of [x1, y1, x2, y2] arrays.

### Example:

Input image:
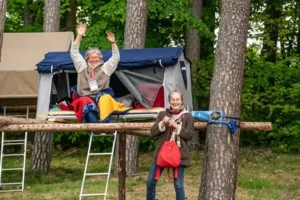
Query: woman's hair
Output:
[[168, 90, 184, 103], [85, 47, 103, 61]]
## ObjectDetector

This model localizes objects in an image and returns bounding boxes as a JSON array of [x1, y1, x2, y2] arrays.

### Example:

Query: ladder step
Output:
[[93, 134, 114, 137], [7, 115, 27, 118], [3, 154, 24, 157], [4, 140, 25, 143], [2, 168, 23, 171], [81, 193, 105, 197], [89, 152, 112, 156], [4, 143, 25, 146], [85, 172, 109, 176]]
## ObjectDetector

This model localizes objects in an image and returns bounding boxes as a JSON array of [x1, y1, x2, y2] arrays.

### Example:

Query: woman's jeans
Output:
[[146, 164, 185, 200], [86, 111, 99, 123]]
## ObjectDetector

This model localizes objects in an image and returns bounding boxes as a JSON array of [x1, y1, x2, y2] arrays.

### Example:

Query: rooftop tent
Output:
[[0, 32, 73, 106], [36, 47, 193, 120]]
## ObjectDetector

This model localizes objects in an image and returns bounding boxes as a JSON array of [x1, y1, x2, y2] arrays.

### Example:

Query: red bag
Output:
[[155, 137, 181, 180]]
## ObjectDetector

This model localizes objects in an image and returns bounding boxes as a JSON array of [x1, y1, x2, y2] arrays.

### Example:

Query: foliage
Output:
[[190, 0, 217, 110], [192, 55, 214, 110], [139, 136, 156, 152], [146, 0, 212, 47], [52, 132, 157, 153], [78, 0, 212, 50], [5, 0, 43, 32], [77, 0, 126, 50], [241, 45, 300, 152], [53, 131, 114, 152]]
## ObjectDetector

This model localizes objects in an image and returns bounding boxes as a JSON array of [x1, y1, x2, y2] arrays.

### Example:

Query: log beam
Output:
[[0, 116, 55, 125], [0, 122, 272, 134]]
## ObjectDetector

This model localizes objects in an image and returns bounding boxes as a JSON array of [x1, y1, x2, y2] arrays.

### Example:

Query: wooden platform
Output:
[[47, 108, 165, 123]]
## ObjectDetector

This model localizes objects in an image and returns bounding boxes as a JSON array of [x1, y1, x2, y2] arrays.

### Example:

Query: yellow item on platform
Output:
[[97, 94, 130, 121]]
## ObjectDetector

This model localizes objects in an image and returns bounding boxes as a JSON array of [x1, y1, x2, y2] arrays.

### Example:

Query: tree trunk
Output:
[[185, 0, 202, 151], [261, 0, 281, 63], [185, 0, 202, 64], [123, 0, 148, 48], [123, 0, 148, 178], [65, 0, 77, 33], [30, 132, 53, 173], [31, 0, 60, 174], [0, 0, 7, 62], [199, 0, 251, 199], [43, 0, 60, 32], [23, 0, 34, 25]]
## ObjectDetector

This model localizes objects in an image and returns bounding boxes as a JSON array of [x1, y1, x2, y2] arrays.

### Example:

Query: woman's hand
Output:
[[162, 116, 170, 124], [168, 119, 179, 129], [77, 23, 87, 36], [106, 32, 116, 43]]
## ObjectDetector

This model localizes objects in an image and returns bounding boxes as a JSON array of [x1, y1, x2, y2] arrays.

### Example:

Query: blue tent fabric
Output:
[[37, 47, 184, 73]]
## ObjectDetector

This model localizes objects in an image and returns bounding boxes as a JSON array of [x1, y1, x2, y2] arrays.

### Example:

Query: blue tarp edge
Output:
[[37, 47, 184, 73]]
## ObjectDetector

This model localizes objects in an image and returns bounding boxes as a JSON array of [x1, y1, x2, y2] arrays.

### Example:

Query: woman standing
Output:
[[146, 90, 195, 200]]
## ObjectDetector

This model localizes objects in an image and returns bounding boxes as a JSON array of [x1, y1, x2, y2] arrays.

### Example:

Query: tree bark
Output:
[[185, 0, 202, 151], [43, 0, 60, 32], [31, 0, 60, 174], [0, 0, 7, 62], [65, 0, 77, 33], [261, 0, 281, 63], [30, 132, 53, 173], [123, 0, 148, 178], [23, 0, 34, 25], [199, 0, 251, 199], [123, 0, 148, 49], [185, 0, 202, 64]]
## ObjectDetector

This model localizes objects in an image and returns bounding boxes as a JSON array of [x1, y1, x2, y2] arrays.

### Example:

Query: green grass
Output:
[[0, 148, 300, 200]]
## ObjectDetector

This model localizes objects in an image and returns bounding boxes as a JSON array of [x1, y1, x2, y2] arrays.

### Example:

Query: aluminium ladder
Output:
[[0, 106, 29, 192], [79, 130, 117, 199]]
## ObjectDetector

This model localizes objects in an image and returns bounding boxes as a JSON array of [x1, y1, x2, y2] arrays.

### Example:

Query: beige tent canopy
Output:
[[0, 32, 73, 106]]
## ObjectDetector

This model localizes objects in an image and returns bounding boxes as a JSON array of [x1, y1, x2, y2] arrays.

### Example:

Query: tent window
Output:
[[116, 66, 165, 108]]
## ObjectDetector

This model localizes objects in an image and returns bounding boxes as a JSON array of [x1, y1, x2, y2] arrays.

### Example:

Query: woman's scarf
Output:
[[168, 107, 188, 147]]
